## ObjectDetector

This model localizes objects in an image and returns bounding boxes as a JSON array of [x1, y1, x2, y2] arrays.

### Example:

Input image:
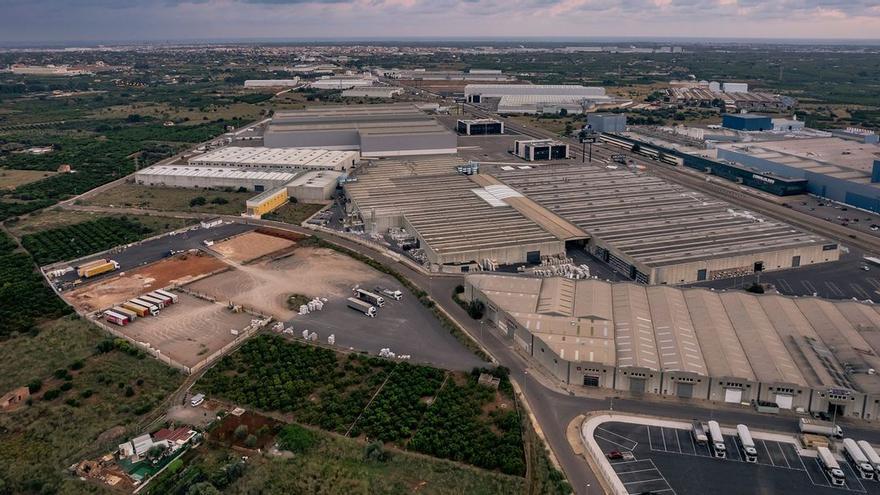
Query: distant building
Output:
[[244, 79, 300, 88], [465, 84, 618, 115], [457, 119, 504, 135], [722, 82, 749, 93], [514, 139, 569, 161], [587, 113, 626, 133], [772, 117, 805, 133], [341, 87, 402, 99], [831, 127, 880, 144], [722, 114, 772, 131]]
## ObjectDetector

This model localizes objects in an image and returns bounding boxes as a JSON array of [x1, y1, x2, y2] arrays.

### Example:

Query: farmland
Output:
[[0, 317, 183, 494], [197, 334, 526, 475], [0, 230, 70, 338], [21, 215, 160, 265]]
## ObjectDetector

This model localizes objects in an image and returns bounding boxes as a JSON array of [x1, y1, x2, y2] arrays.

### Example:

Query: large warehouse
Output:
[[263, 104, 458, 157], [489, 163, 838, 284], [464, 84, 617, 114], [466, 273, 880, 420], [717, 137, 880, 212], [135, 166, 299, 192], [188, 147, 359, 171], [343, 157, 565, 269]]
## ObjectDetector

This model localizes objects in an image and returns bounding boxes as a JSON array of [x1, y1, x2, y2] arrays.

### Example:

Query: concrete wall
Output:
[[758, 383, 811, 411], [359, 133, 458, 157]]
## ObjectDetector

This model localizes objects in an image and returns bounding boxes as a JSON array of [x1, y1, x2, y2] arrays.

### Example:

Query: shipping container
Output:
[[103, 310, 129, 326], [155, 289, 179, 304]]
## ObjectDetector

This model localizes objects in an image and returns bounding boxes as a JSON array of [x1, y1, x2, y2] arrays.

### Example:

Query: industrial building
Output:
[[489, 163, 838, 284], [831, 127, 880, 144], [513, 139, 569, 161], [308, 74, 375, 90], [343, 157, 565, 270], [188, 147, 359, 171], [464, 84, 617, 114], [285, 170, 342, 203], [668, 83, 796, 112], [716, 137, 880, 212], [722, 114, 773, 131], [341, 87, 403, 99], [457, 119, 504, 135], [246, 187, 289, 217], [243, 79, 299, 88], [383, 68, 514, 82], [134, 166, 299, 192], [466, 273, 880, 419], [263, 104, 458, 157], [587, 113, 626, 133]]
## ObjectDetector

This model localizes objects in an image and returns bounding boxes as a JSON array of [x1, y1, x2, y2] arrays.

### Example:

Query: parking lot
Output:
[[594, 421, 880, 494]]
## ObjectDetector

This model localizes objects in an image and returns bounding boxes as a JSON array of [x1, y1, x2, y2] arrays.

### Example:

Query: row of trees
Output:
[[21, 216, 156, 265]]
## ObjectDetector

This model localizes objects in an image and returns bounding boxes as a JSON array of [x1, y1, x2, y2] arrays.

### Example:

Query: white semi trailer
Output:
[[736, 424, 758, 463], [347, 297, 377, 317], [844, 438, 875, 480], [707, 420, 726, 459], [858, 440, 880, 473], [355, 288, 385, 307], [817, 446, 846, 486], [799, 418, 843, 438]]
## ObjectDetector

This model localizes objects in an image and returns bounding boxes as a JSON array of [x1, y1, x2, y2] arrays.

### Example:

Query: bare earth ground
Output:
[[64, 252, 229, 312], [186, 246, 380, 320], [209, 231, 296, 264], [113, 292, 254, 368], [0, 169, 57, 189]]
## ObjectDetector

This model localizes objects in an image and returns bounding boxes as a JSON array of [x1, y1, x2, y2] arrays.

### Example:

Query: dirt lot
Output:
[[187, 246, 381, 320], [64, 252, 229, 312], [0, 169, 57, 189], [210, 231, 296, 264], [110, 292, 254, 368]]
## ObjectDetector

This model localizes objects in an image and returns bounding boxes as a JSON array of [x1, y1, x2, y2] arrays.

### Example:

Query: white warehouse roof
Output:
[[465, 84, 607, 98], [136, 165, 300, 183], [189, 147, 358, 171]]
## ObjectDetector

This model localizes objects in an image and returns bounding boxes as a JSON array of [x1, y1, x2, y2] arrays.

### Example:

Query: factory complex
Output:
[[717, 137, 880, 212], [464, 84, 621, 114], [263, 104, 458, 157], [466, 273, 880, 420], [488, 164, 837, 284]]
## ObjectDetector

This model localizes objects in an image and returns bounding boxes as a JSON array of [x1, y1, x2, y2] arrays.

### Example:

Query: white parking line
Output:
[[673, 428, 682, 454], [647, 426, 653, 451], [596, 426, 640, 448], [618, 468, 659, 475], [761, 440, 776, 466], [595, 432, 637, 451], [661, 427, 668, 452], [803, 280, 818, 293], [686, 430, 697, 455], [826, 281, 845, 297], [624, 478, 664, 485], [596, 426, 638, 451], [776, 442, 791, 469], [850, 284, 869, 299]]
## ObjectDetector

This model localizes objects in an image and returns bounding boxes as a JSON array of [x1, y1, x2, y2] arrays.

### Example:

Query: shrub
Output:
[[27, 379, 42, 394], [243, 434, 258, 448], [364, 441, 391, 463], [277, 424, 316, 453], [42, 389, 61, 401], [189, 196, 207, 207], [233, 424, 248, 441]]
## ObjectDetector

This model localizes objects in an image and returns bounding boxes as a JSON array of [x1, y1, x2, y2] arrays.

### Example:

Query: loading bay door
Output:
[[630, 378, 646, 394], [677, 382, 694, 398], [724, 388, 743, 404], [775, 393, 794, 410]]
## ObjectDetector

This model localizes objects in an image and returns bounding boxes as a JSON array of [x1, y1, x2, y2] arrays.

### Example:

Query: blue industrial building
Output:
[[722, 114, 773, 131]]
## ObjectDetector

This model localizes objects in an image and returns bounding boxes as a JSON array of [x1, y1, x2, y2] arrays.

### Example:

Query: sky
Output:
[[1, 0, 879, 44]]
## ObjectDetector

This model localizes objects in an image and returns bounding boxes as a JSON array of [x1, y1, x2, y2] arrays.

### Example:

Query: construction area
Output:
[[466, 272, 880, 420], [208, 230, 298, 263]]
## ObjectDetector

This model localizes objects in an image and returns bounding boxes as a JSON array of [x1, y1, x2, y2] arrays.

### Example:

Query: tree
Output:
[[466, 300, 485, 320], [364, 441, 391, 462], [210, 197, 228, 205], [187, 482, 220, 495], [189, 196, 207, 207], [233, 424, 248, 441], [745, 283, 765, 294], [558, 108, 568, 117], [244, 434, 258, 448]]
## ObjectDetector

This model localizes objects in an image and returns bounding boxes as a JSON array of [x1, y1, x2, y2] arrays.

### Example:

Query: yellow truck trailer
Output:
[[77, 259, 120, 278]]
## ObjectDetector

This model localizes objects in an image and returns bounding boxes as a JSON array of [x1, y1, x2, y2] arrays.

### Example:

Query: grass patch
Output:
[[262, 201, 325, 225], [0, 169, 57, 190], [83, 183, 252, 215], [0, 321, 184, 494], [7, 208, 191, 237]]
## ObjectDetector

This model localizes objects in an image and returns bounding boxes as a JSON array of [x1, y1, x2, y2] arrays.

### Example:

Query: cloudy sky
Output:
[[1, 0, 879, 43]]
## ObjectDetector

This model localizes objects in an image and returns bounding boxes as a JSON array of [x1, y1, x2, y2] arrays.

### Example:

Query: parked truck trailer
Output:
[[859, 440, 880, 474], [691, 421, 708, 445], [128, 298, 159, 316], [77, 259, 120, 278], [818, 446, 846, 486], [355, 288, 385, 307], [844, 438, 876, 480], [121, 301, 150, 317], [139, 294, 166, 309], [707, 420, 726, 458], [113, 306, 137, 321], [103, 310, 129, 326], [154, 289, 179, 304], [347, 297, 377, 317], [799, 418, 843, 438], [147, 291, 173, 306], [736, 424, 758, 463]]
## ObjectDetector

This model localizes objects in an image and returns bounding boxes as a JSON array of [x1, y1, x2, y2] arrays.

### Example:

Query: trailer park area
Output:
[[52, 224, 485, 373]]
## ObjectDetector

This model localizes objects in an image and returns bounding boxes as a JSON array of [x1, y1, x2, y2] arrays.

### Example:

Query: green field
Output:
[[262, 201, 325, 225], [83, 183, 253, 215], [0, 318, 184, 494]]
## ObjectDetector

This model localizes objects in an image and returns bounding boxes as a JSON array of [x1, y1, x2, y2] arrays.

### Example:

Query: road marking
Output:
[[803, 280, 818, 294], [826, 281, 845, 297], [596, 426, 639, 450], [776, 442, 791, 469], [866, 278, 880, 290], [761, 440, 776, 466], [727, 436, 742, 462], [686, 429, 697, 455], [617, 468, 658, 475], [624, 478, 664, 485], [850, 283, 870, 299], [595, 432, 637, 452], [777, 278, 794, 293], [647, 426, 653, 451], [840, 462, 868, 493], [661, 427, 668, 452]]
